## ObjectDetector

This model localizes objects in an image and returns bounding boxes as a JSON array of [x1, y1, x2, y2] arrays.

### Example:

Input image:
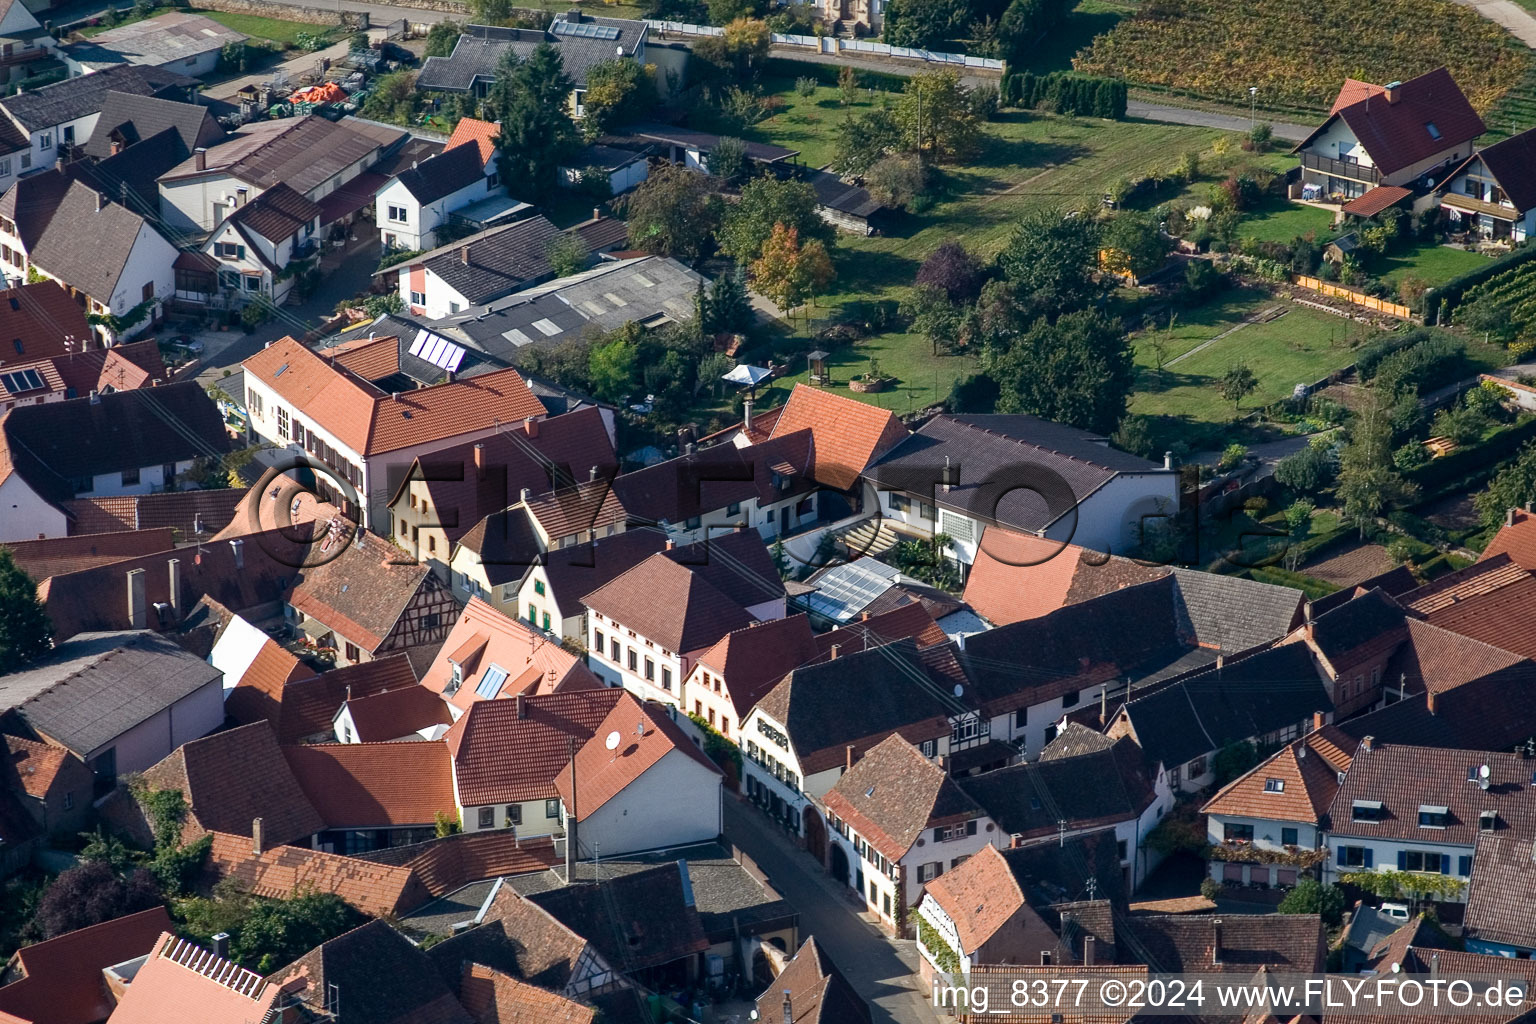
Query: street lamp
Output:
[[1249, 86, 1258, 129]]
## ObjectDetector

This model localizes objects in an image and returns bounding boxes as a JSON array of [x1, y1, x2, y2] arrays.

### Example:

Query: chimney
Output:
[[743, 396, 754, 434], [126, 568, 146, 629], [1010, 832, 1022, 848], [211, 933, 230, 959], [1526, 501, 1535, 514], [845, 744, 855, 771], [251, 817, 265, 855], [942, 455, 953, 492], [590, 465, 599, 482], [1427, 688, 1438, 715], [229, 538, 244, 570], [95, 191, 105, 213], [860, 611, 869, 621], [1084, 934, 1096, 966], [1163, 450, 1174, 471], [1431, 953, 1439, 976], [782, 991, 792, 1024], [89, 389, 100, 404], [664, 538, 675, 550], [1361, 735, 1375, 753], [592, 206, 601, 221], [516, 692, 527, 719], [474, 442, 485, 476], [1313, 710, 1325, 731], [1509, 507, 1519, 528], [460, 245, 470, 265], [167, 558, 181, 612], [524, 415, 538, 438], [567, 6, 583, 19], [1212, 920, 1222, 965], [1304, 601, 1313, 626], [829, 644, 841, 660], [520, 487, 531, 503], [1385, 80, 1402, 104], [110, 138, 122, 156], [193, 147, 206, 170], [1215, 653, 1225, 671], [53, 155, 63, 173], [392, 392, 399, 402]]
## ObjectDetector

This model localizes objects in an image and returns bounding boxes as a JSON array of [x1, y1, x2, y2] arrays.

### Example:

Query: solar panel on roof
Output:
[[409, 329, 466, 372], [476, 663, 509, 699], [551, 18, 620, 38]]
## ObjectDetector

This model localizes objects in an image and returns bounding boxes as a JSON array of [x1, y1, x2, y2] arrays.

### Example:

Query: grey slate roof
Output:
[[63, 11, 245, 69], [83, 90, 222, 159], [626, 123, 799, 164], [1168, 568, 1306, 653], [391, 140, 485, 205], [958, 735, 1153, 836], [417, 17, 645, 92], [1118, 643, 1333, 770], [0, 631, 222, 756], [1465, 833, 1536, 951], [76, 127, 193, 211], [402, 216, 559, 305], [549, 255, 702, 330], [867, 414, 1168, 534], [0, 64, 196, 133]]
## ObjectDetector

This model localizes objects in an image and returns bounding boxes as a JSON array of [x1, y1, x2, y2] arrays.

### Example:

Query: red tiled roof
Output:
[[1300, 67, 1485, 177], [823, 733, 979, 863], [1329, 741, 1536, 846], [1417, 573, 1536, 658], [1401, 554, 1530, 614], [1, 528, 176, 582], [582, 552, 756, 656], [767, 383, 909, 490], [359, 831, 558, 897], [342, 684, 452, 741], [206, 832, 429, 917], [422, 596, 603, 713], [460, 963, 595, 1024], [962, 529, 1090, 625], [445, 688, 624, 806], [813, 601, 948, 656], [1483, 508, 1536, 571], [330, 332, 401, 381], [694, 613, 820, 720], [140, 721, 324, 847], [923, 844, 1027, 955], [242, 336, 545, 456], [222, 637, 314, 730], [554, 694, 720, 817], [1201, 725, 1355, 824], [446, 116, 498, 166], [102, 931, 279, 1024], [524, 478, 627, 541], [62, 488, 246, 539], [3, 733, 90, 802], [0, 907, 171, 1024], [1341, 185, 1412, 218], [0, 281, 94, 363], [268, 655, 420, 744], [282, 741, 457, 828], [754, 937, 872, 1024]]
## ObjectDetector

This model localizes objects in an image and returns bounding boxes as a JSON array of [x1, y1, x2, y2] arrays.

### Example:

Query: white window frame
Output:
[[387, 204, 408, 223]]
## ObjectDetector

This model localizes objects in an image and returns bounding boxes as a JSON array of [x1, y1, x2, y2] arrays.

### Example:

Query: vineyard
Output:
[[1074, 0, 1530, 113], [1459, 262, 1536, 344]]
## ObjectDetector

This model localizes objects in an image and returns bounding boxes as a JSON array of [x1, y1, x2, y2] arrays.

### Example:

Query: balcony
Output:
[[1300, 152, 1381, 186], [1440, 193, 1520, 221]]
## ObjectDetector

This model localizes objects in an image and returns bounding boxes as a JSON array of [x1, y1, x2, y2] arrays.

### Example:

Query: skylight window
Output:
[[1263, 778, 1285, 793], [1352, 799, 1386, 823], [476, 663, 509, 699], [274, 363, 290, 377], [1426, 122, 1442, 140], [1417, 805, 1449, 828]]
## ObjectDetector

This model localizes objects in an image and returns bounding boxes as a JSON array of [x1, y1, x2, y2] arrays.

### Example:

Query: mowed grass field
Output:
[[745, 101, 1226, 412], [1130, 298, 1361, 422]]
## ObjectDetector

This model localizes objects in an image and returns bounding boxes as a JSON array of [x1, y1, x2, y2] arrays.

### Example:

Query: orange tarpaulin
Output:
[[289, 82, 347, 104]]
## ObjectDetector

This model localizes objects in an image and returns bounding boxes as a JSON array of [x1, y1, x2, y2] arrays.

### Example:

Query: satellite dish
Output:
[[604, 731, 621, 751], [1481, 764, 1492, 779], [635, 720, 646, 735], [953, 684, 964, 697]]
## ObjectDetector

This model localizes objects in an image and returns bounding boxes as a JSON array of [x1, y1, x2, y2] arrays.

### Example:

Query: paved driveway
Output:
[[723, 797, 937, 1024]]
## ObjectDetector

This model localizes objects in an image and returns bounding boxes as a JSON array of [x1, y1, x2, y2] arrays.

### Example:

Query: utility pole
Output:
[[1249, 86, 1257, 129]]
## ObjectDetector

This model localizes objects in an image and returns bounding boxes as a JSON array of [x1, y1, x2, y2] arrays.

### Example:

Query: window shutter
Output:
[[966, 819, 978, 836], [933, 827, 942, 843], [1397, 851, 1407, 870], [1441, 854, 1451, 875], [1458, 856, 1471, 877], [1364, 848, 1374, 868]]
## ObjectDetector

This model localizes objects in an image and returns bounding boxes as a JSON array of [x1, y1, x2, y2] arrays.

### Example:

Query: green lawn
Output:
[[1238, 201, 1336, 244], [1374, 241, 1491, 287], [1130, 299, 1359, 422], [81, 7, 340, 47], [743, 108, 1226, 411]]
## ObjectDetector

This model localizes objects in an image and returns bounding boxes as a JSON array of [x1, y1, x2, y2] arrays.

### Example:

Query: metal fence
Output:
[[645, 20, 1005, 69]]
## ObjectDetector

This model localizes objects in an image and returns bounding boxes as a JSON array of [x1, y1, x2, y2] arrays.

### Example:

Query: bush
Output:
[[1199, 877, 1222, 900], [794, 75, 817, 97], [1218, 442, 1248, 470], [1277, 879, 1346, 926], [1002, 69, 1127, 118]]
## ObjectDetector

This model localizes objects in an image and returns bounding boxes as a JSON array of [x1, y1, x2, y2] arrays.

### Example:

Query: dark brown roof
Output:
[[755, 937, 871, 1024], [1, 528, 175, 581], [140, 720, 324, 847], [823, 733, 981, 863], [393, 141, 485, 205], [282, 741, 457, 828], [459, 962, 596, 1024], [528, 861, 709, 973], [471, 885, 593, 992], [0, 281, 95, 362], [1341, 185, 1412, 218], [287, 525, 444, 653], [1465, 833, 1536, 951], [1121, 914, 1326, 973], [1443, 129, 1536, 214], [404, 217, 560, 305], [584, 551, 754, 654], [1328, 741, 1536, 845], [29, 179, 167, 304], [265, 920, 473, 1024], [342, 684, 452, 741], [959, 734, 1154, 841], [1296, 68, 1485, 177], [223, 182, 320, 244], [445, 688, 624, 806]]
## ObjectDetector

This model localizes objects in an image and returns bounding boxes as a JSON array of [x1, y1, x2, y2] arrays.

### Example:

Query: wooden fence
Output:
[[1292, 275, 1415, 319]]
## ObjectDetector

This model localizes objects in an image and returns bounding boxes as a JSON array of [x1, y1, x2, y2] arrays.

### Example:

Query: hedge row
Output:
[[1407, 417, 1536, 494], [1000, 69, 1128, 119], [763, 57, 907, 92], [1424, 242, 1536, 323]]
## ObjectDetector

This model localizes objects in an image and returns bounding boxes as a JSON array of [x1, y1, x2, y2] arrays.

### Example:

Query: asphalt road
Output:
[[722, 797, 937, 1024]]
